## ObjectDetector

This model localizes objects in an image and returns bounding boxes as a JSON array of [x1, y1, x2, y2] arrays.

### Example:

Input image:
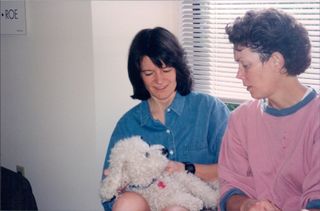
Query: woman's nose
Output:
[[154, 71, 164, 84], [236, 67, 245, 80]]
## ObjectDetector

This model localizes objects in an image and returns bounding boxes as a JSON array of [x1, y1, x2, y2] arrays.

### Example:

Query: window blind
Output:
[[181, 0, 320, 103]]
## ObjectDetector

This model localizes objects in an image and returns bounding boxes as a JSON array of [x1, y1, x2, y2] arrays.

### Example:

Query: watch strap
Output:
[[183, 162, 195, 174]]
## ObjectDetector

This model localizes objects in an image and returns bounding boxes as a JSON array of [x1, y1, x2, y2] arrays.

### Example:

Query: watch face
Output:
[[184, 162, 195, 174]]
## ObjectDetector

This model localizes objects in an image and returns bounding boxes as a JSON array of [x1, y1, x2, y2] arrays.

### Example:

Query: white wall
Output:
[[1, 1, 99, 210], [1, 0, 180, 211]]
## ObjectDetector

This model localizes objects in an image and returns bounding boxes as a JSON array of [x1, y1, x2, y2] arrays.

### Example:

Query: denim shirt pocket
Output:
[[181, 141, 210, 163]]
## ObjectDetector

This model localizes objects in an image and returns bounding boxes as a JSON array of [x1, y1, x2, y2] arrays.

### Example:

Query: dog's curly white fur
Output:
[[100, 136, 219, 211]]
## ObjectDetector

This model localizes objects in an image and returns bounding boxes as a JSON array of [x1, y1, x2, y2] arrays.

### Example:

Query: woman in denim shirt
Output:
[[102, 27, 230, 211]]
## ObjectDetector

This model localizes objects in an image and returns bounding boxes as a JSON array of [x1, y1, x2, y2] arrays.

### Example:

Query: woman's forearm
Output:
[[194, 163, 218, 182]]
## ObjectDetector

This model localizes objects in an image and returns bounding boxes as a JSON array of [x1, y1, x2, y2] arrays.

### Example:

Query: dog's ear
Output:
[[100, 162, 125, 201], [100, 140, 130, 201]]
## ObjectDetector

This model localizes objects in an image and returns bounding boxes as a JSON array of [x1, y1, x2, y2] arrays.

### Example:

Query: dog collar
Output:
[[127, 178, 157, 191]]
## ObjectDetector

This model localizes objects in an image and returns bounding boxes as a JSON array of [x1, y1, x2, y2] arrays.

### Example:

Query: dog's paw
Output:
[[202, 181, 219, 208], [100, 182, 116, 202], [200, 189, 219, 209], [188, 197, 204, 211]]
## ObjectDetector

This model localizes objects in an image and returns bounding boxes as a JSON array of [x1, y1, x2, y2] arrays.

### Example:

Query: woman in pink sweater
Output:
[[218, 8, 320, 211]]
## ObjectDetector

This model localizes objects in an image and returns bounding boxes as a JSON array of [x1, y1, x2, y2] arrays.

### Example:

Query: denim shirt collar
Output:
[[139, 92, 185, 126]]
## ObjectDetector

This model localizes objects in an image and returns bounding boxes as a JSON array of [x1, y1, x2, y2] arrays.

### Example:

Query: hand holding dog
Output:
[[103, 168, 110, 177], [240, 199, 281, 211], [165, 160, 185, 174]]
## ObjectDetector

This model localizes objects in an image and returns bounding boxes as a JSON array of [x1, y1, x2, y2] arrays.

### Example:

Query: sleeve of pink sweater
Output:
[[218, 104, 256, 199]]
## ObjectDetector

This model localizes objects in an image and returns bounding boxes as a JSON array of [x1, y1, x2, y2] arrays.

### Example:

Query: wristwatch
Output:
[[183, 162, 195, 174]]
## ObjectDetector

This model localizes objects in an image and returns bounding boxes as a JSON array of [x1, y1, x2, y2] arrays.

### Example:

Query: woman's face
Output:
[[234, 46, 281, 99], [140, 56, 177, 101]]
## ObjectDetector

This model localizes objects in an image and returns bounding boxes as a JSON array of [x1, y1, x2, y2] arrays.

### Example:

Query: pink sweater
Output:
[[219, 90, 320, 210]]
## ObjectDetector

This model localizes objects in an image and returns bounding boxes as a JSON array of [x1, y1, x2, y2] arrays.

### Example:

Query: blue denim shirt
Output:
[[102, 91, 230, 210]]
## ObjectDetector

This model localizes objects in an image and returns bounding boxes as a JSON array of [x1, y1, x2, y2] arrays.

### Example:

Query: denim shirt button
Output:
[[167, 108, 171, 112], [169, 150, 174, 155], [166, 129, 170, 134]]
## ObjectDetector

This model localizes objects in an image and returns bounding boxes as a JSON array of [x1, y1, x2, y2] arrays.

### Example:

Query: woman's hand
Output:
[[165, 160, 185, 174], [103, 168, 110, 177], [240, 199, 281, 211]]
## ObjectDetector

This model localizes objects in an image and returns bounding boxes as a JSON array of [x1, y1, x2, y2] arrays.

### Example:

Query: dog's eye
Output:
[[145, 152, 150, 158]]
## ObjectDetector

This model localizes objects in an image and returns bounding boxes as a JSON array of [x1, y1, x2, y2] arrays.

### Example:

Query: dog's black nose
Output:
[[161, 148, 169, 157]]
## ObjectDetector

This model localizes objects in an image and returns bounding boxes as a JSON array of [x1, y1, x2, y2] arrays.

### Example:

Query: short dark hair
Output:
[[127, 27, 193, 100], [225, 8, 311, 75]]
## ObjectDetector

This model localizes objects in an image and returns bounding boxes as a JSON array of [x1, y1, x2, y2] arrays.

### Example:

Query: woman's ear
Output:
[[270, 52, 285, 72]]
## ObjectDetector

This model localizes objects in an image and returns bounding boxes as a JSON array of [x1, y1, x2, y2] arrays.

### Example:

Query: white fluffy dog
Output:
[[100, 136, 219, 211]]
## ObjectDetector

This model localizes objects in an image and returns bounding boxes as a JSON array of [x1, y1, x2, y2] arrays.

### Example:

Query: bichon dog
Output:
[[100, 136, 219, 211]]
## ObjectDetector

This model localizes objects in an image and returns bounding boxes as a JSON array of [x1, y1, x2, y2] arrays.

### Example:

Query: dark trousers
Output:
[[1, 167, 38, 210]]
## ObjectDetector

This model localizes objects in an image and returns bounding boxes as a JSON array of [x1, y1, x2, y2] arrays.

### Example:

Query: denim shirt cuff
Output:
[[219, 188, 246, 211], [102, 197, 115, 211]]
